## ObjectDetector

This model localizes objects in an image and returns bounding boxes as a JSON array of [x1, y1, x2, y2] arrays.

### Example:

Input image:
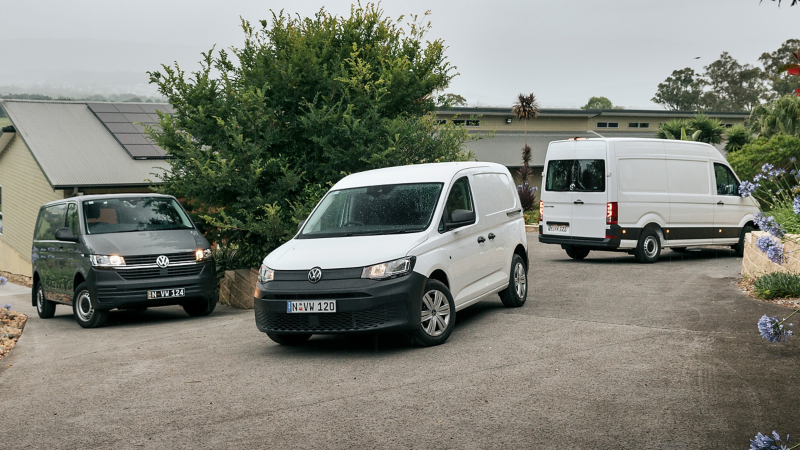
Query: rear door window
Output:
[[545, 159, 605, 192]]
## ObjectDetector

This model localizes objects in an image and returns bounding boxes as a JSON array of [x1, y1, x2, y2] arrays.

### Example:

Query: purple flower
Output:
[[762, 163, 775, 173], [754, 174, 765, 182], [1, 303, 10, 311], [754, 213, 785, 239], [794, 196, 800, 217], [740, 180, 759, 197], [749, 430, 790, 449], [758, 315, 793, 343], [791, 157, 797, 163], [0, 276, 7, 287], [755, 234, 787, 264]]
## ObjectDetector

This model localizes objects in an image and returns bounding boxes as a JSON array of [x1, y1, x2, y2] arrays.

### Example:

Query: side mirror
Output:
[[297, 218, 307, 232], [195, 222, 207, 234], [446, 209, 476, 231], [55, 227, 79, 243]]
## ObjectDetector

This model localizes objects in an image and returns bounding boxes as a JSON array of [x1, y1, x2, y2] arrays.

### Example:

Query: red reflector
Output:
[[606, 202, 618, 225]]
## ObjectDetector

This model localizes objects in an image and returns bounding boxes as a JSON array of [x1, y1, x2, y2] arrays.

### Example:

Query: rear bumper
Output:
[[538, 224, 623, 249], [253, 272, 428, 335], [87, 263, 217, 310]]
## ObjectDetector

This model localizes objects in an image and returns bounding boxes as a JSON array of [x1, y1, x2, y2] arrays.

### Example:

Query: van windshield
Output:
[[297, 183, 443, 239], [545, 159, 605, 192], [83, 197, 194, 235]]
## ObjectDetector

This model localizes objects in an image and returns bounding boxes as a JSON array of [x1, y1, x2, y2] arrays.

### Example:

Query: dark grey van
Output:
[[31, 194, 217, 328]]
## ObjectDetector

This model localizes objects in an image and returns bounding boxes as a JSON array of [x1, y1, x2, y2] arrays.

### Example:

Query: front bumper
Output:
[[254, 271, 427, 334], [87, 262, 217, 310]]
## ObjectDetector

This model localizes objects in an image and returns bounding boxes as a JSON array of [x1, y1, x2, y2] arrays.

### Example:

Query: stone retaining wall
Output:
[[741, 231, 800, 278], [219, 268, 258, 309]]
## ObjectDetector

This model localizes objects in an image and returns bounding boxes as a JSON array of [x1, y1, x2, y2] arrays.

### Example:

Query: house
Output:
[[0, 100, 173, 276], [436, 107, 750, 192]]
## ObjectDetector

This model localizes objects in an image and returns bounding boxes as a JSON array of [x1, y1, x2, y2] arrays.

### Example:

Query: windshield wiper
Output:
[[381, 229, 423, 235]]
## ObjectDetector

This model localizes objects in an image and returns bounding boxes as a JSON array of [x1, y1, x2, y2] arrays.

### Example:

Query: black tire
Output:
[[267, 333, 312, 345], [635, 229, 661, 263], [182, 296, 217, 317], [499, 254, 528, 307], [72, 282, 108, 328], [34, 280, 56, 319], [735, 225, 755, 257], [671, 247, 688, 253], [410, 279, 455, 347], [565, 245, 590, 260]]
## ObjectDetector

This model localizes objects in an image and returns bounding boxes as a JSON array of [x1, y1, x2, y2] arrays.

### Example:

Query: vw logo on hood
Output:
[[156, 255, 170, 268], [308, 267, 322, 283]]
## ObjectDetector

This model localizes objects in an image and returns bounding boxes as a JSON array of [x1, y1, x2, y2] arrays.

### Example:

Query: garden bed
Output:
[[0, 271, 32, 288], [737, 277, 800, 309], [0, 308, 27, 362]]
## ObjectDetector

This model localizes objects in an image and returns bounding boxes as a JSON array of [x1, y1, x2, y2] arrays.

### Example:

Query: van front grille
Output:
[[256, 304, 399, 332], [123, 252, 197, 266], [117, 264, 204, 280]]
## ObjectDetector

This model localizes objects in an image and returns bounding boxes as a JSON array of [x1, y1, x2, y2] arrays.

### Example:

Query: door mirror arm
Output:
[[55, 227, 79, 243]]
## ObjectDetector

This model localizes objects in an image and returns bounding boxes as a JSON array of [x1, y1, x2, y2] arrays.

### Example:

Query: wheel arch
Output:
[[427, 269, 449, 289], [513, 244, 528, 271]]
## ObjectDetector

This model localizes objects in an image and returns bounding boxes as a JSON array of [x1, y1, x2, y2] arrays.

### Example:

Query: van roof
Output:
[[332, 161, 508, 190], [550, 137, 716, 146], [40, 193, 174, 208]]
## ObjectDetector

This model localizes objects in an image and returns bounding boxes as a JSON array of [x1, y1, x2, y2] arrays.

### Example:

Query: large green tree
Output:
[[759, 39, 800, 100], [701, 52, 765, 111], [148, 5, 472, 266], [749, 94, 800, 138], [581, 96, 613, 110], [651, 68, 706, 111]]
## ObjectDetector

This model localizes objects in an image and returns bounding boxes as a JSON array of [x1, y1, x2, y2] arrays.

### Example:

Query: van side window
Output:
[[65, 203, 79, 235], [34, 204, 67, 241], [714, 163, 740, 196], [440, 177, 474, 232]]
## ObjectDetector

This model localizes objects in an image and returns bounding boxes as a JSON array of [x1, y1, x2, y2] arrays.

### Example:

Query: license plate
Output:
[[548, 224, 568, 232], [147, 288, 185, 299], [287, 300, 336, 313]]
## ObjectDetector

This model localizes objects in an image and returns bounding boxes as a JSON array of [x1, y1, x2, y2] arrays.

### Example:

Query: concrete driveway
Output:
[[1, 236, 798, 449]]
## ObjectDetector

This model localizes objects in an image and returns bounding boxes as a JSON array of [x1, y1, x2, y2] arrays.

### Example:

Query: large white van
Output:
[[254, 162, 529, 346], [538, 138, 759, 263]]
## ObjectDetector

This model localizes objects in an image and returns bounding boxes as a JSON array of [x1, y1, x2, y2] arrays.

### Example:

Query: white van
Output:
[[538, 138, 758, 263], [253, 162, 529, 346]]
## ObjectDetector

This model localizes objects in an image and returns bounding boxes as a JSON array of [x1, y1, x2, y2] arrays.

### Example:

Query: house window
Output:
[[628, 122, 650, 128], [435, 119, 447, 125], [596, 122, 619, 128], [452, 119, 480, 127], [723, 123, 734, 128]]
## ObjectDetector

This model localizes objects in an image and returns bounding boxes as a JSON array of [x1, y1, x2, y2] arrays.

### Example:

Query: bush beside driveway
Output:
[[0, 237, 797, 448]]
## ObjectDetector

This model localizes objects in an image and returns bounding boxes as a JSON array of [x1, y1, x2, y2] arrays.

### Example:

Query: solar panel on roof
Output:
[[87, 103, 118, 113], [114, 104, 145, 113], [86, 102, 173, 160]]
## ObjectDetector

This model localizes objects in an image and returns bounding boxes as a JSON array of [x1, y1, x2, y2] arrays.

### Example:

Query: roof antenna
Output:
[[587, 130, 605, 138]]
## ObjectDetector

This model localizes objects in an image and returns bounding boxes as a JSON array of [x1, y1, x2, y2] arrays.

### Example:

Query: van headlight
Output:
[[258, 265, 275, 284], [90, 255, 126, 267], [361, 257, 415, 280], [195, 248, 213, 261]]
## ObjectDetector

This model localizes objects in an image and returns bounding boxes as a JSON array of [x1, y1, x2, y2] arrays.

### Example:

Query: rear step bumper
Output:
[[538, 224, 623, 249]]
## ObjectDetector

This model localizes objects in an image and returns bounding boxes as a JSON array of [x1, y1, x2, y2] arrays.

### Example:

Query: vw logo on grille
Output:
[[308, 267, 322, 283], [156, 255, 170, 268]]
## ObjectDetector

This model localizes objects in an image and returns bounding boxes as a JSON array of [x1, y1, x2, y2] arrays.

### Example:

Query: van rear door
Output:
[[542, 142, 575, 237], [570, 141, 608, 239]]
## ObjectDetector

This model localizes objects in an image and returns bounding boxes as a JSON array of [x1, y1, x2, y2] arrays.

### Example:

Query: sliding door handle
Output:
[[574, 200, 584, 205], [717, 201, 725, 205]]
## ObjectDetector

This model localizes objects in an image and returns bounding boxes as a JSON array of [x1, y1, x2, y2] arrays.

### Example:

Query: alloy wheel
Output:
[[514, 262, 527, 298]]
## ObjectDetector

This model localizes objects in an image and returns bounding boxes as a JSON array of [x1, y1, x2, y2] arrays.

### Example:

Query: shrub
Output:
[[753, 272, 800, 299], [727, 134, 800, 181]]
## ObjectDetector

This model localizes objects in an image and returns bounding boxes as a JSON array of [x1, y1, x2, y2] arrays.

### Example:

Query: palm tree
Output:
[[511, 93, 540, 211], [723, 124, 751, 152], [657, 119, 692, 140], [688, 112, 726, 144], [749, 95, 800, 138]]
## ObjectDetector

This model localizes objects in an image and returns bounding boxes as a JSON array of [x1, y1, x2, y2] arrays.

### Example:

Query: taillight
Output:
[[606, 202, 618, 225], [539, 201, 544, 221]]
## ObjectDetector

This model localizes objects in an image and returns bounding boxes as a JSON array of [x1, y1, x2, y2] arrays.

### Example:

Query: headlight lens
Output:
[[258, 265, 275, 284], [90, 255, 126, 267], [196, 248, 213, 261], [361, 257, 415, 280]]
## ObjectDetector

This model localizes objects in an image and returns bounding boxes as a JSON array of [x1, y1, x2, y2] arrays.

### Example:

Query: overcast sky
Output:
[[0, 0, 796, 108]]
